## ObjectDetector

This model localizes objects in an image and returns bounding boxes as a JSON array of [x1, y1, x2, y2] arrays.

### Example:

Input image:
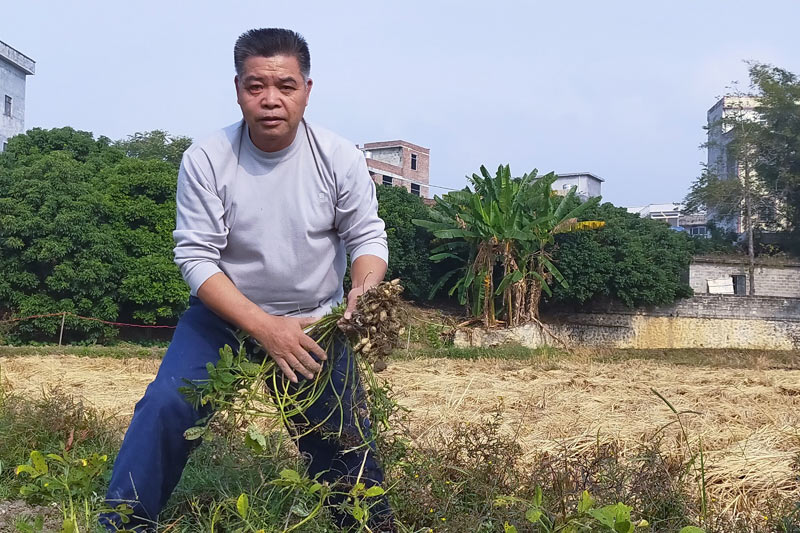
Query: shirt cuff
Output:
[[350, 241, 389, 265], [183, 261, 224, 296]]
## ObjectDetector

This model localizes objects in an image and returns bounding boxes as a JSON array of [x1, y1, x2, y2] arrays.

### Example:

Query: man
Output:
[[101, 28, 393, 531]]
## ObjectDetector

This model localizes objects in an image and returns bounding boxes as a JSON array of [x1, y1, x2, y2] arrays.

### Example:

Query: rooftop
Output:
[[362, 140, 430, 153], [555, 172, 605, 183], [0, 40, 35, 75]]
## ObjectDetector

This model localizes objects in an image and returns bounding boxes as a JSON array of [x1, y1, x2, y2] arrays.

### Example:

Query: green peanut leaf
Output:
[[30, 451, 47, 475], [236, 493, 249, 519], [364, 486, 385, 498]]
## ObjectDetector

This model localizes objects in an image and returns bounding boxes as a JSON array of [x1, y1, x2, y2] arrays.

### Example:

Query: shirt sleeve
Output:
[[334, 152, 389, 265], [172, 149, 227, 295]]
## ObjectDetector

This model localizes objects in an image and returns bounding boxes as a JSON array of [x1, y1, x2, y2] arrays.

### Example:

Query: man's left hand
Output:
[[343, 286, 366, 320]]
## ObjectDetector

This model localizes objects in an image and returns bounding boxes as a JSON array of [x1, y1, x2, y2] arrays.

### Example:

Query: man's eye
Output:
[[281, 86, 295, 92], [248, 85, 263, 93]]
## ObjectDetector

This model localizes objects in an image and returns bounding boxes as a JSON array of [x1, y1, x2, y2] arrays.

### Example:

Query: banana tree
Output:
[[413, 165, 604, 327]]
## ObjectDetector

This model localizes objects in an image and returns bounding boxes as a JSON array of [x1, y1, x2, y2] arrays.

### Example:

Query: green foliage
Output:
[[375, 184, 437, 301], [415, 165, 602, 326], [114, 130, 192, 168], [749, 63, 800, 253], [0, 127, 189, 342], [16, 449, 133, 532], [549, 203, 694, 307]]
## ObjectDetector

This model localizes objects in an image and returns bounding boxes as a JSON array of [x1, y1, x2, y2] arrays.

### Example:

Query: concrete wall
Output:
[[368, 146, 402, 167], [584, 176, 602, 198], [690, 258, 800, 298], [0, 59, 26, 150], [454, 295, 800, 350]]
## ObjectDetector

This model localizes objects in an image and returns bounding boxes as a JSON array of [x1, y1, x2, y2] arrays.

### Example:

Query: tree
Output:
[[548, 203, 694, 308], [685, 86, 768, 294], [114, 130, 192, 168], [375, 184, 436, 301], [0, 128, 188, 342], [749, 63, 800, 253], [414, 166, 602, 327]]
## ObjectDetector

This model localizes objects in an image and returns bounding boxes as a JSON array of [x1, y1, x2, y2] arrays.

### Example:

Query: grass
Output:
[[2, 386, 798, 532], [0, 343, 166, 360]]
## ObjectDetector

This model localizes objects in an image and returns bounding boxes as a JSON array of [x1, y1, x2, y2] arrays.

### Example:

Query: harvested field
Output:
[[1, 352, 799, 517]]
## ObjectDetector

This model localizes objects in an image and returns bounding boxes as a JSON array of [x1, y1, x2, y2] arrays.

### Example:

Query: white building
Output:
[[707, 96, 760, 182], [552, 172, 603, 200], [627, 203, 708, 236], [705, 95, 782, 235], [0, 40, 35, 152]]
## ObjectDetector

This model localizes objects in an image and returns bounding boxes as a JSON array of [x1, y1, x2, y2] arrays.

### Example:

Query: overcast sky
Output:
[[4, 1, 799, 206]]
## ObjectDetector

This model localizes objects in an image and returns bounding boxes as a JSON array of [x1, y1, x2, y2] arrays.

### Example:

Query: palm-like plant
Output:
[[413, 165, 603, 327]]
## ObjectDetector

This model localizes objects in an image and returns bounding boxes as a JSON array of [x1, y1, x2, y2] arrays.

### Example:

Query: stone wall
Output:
[[690, 256, 800, 298], [454, 295, 800, 350]]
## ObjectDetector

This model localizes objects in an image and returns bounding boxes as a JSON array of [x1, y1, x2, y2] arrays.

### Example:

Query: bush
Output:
[[376, 184, 437, 301], [548, 202, 694, 308], [0, 128, 189, 343]]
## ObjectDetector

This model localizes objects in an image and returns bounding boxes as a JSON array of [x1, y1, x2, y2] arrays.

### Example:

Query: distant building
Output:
[[360, 140, 430, 198], [627, 203, 708, 236], [707, 96, 759, 184], [706, 95, 783, 235], [552, 172, 604, 200], [0, 40, 35, 152], [690, 255, 800, 297]]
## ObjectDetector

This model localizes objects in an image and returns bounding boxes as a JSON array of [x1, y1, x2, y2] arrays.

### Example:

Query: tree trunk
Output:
[[743, 157, 756, 296]]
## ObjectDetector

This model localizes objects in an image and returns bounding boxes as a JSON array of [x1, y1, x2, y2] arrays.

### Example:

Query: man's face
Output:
[[235, 54, 312, 152]]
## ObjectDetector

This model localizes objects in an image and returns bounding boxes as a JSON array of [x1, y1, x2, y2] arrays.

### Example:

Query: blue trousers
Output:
[[101, 297, 391, 531]]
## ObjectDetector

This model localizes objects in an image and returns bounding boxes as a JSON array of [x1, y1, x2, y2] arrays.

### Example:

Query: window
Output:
[[3, 95, 10, 117], [411, 153, 417, 170], [1, 142, 6, 152], [382, 175, 393, 186], [690, 226, 707, 236], [732, 274, 747, 296], [411, 183, 420, 196]]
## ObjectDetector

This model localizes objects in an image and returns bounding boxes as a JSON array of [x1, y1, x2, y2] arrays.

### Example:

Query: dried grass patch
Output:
[[1, 353, 798, 517]]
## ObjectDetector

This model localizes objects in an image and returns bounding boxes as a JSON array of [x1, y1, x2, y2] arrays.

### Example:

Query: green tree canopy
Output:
[[375, 184, 436, 302], [548, 203, 694, 308], [0, 127, 189, 342], [750, 63, 800, 252], [114, 130, 192, 168]]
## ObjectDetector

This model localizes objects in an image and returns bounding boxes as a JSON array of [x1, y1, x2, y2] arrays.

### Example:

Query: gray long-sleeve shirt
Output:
[[173, 120, 388, 317]]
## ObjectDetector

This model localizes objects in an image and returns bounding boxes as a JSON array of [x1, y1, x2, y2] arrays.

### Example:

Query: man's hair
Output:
[[234, 28, 311, 80]]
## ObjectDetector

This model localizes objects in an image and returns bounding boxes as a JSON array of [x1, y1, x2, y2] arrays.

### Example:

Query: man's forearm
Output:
[[351, 254, 388, 290], [196, 272, 273, 338]]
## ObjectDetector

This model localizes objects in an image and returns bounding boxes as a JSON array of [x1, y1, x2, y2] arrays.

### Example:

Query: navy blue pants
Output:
[[100, 297, 391, 531]]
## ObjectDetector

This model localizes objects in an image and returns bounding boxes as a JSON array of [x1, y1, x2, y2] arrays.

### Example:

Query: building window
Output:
[[1, 142, 6, 152], [3, 95, 10, 117], [732, 274, 747, 296], [411, 153, 417, 170], [382, 175, 393, 186], [411, 183, 420, 196], [690, 226, 707, 236]]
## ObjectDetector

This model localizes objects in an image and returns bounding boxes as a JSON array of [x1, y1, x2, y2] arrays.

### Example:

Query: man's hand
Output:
[[343, 286, 366, 320], [342, 255, 388, 322], [253, 315, 327, 383]]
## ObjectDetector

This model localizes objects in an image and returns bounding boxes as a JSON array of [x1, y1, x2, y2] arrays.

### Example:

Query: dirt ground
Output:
[[1, 353, 799, 515]]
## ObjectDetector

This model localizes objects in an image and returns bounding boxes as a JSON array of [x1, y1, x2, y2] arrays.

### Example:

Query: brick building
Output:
[[689, 255, 800, 297], [359, 140, 430, 198]]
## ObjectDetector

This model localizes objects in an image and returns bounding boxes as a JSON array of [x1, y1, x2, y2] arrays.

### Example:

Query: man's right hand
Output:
[[254, 315, 327, 383], [196, 273, 328, 384]]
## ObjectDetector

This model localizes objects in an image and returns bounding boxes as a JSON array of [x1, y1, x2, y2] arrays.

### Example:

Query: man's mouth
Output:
[[258, 117, 284, 125]]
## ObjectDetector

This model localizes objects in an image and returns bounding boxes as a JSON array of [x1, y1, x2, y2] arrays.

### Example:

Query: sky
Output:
[[3, 1, 799, 207]]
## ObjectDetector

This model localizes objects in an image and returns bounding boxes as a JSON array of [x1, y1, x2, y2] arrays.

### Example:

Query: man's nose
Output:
[[260, 87, 281, 108]]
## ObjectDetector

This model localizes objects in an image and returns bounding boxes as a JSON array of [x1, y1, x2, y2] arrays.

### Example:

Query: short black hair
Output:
[[234, 28, 311, 79]]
